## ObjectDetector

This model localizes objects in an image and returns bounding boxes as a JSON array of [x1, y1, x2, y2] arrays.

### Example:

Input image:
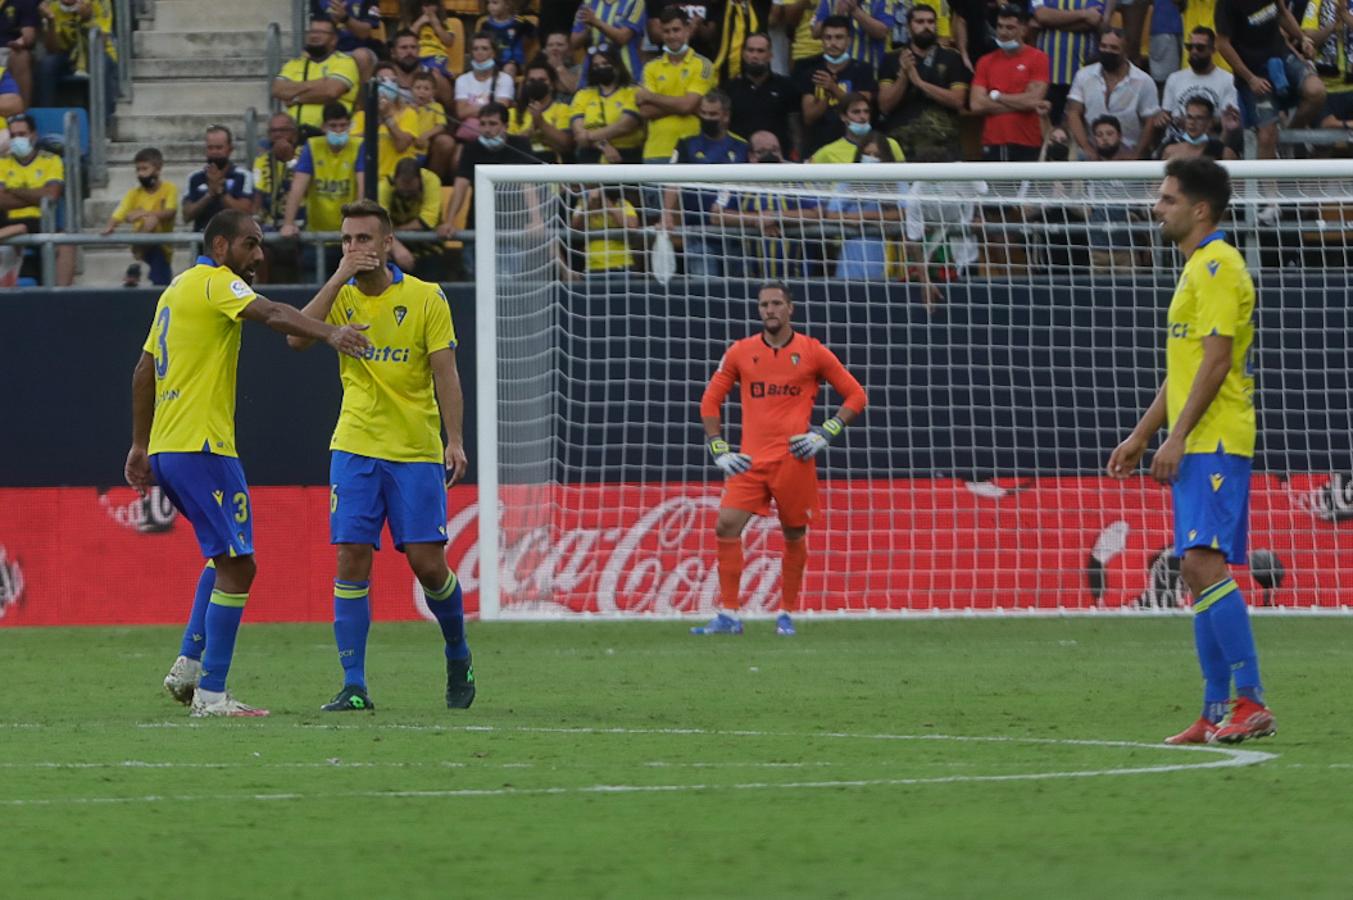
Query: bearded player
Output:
[[696, 282, 868, 636], [1108, 157, 1275, 745]]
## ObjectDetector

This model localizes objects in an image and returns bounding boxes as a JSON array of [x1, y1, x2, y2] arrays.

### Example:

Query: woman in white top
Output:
[[454, 33, 516, 144]]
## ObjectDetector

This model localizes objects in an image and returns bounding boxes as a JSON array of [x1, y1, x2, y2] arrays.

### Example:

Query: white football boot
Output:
[[163, 655, 202, 705], [189, 688, 270, 718]]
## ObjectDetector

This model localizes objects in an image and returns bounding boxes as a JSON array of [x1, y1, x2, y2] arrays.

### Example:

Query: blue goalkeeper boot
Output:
[[775, 613, 796, 636], [691, 612, 743, 635]]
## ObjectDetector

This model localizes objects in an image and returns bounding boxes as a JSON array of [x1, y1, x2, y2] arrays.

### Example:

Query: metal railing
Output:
[[62, 111, 83, 235], [292, 0, 307, 58], [87, 26, 109, 188], [244, 107, 259, 170], [114, 0, 134, 103], [266, 23, 283, 114]]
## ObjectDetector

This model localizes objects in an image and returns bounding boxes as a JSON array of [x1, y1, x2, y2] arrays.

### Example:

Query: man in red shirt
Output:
[[970, 5, 1051, 161], [696, 282, 868, 636]]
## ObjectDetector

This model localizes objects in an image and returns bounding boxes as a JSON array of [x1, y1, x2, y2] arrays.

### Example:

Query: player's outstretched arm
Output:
[[239, 295, 372, 358], [285, 249, 382, 350], [431, 348, 469, 486], [124, 351, 156, 496], [1107, 381, 1167, 479]]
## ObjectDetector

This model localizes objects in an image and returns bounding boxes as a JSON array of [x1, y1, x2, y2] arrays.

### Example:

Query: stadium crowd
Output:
[[4, 0, 1352, 285]]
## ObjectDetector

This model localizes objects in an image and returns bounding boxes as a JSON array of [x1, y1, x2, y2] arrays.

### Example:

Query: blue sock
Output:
[[424, 572, 469, 660], [1193, 611, 1231, 723], [198, 589, 247, 693], [333, 579, 371, 689], [179, 562, 215, 660], [1199, 580, 1264, 706]]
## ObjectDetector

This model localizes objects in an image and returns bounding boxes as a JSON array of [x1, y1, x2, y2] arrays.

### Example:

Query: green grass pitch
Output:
[[2, 618, 1351, 899]]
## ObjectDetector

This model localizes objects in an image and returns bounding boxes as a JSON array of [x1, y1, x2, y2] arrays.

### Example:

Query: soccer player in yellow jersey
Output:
[[126, 210, 371, 717], [1108, 158, 1276, 746], [286, 200, 474, 712]]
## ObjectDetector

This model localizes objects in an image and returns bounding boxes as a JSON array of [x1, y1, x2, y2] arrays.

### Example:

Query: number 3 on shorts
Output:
[[232, 492, 249, 523]]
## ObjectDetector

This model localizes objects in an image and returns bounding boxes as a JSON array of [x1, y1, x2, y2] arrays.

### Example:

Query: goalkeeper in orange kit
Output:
[[696, 282, 868, 636]]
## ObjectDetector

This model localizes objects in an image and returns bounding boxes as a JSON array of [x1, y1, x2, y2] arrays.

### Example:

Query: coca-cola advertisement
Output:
[[0, 474, 1348, 626]]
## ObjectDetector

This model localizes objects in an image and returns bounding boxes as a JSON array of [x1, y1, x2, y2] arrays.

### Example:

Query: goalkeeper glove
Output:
[[789, 417, 844, 460], [708, 437, 753, 476]]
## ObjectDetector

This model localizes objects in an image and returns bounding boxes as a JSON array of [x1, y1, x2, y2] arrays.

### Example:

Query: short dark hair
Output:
[[341, 198, 393, 234], [1190, 25, 1216, 42], [393, 27, 418, 44], [205, 123, 233, 144], [7, 112, 35, 134], [658, 5, 690, 25], [479, 100, 508, 122], [839, 91, 872, 116], [911, 4, 937, 19], [133, 147, 163, 166], [1185, 95, 1216, 116], [821, 14, 853, 32], [1165, 157, 1231, 223], [995, 4, 1026, 22], [1090, 114, 1122, 134], [392, 157, 423, 183], [411, 69, 435, 85], [743, 31, 771, 49], [586, 44, 633, 87], [203, 209, 256, 249], [759, 281, 793, 304], [322, 101, 350, 123], [701, 88, 732, 112]]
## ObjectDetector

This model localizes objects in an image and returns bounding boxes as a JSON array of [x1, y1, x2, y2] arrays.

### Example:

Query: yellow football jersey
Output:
[[142, 258, 258, 456], [350, 106, 420, 180], [1166, 233, 1256, 457], [278, 52, 360, 130], [326, 267, 458, 463], [113, 179, 179, 261], [412, 100, 450, 148], [296, 135, 363, 232], [508, 101, 576, 159], [640, 50, 715, 159], [0, 151, 64, 220], [568, 85, 646, 150]]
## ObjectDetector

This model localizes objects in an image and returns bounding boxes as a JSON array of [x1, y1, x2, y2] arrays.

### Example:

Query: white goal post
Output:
[[473, 160, 1353, 620]]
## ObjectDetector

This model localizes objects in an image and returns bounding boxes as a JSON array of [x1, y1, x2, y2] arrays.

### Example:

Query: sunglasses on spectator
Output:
[[1186, 43, 1211, 51]]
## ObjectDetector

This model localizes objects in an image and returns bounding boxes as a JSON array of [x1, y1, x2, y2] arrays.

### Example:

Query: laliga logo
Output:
[[412, 496, 783, 616], [1309, 473, 1353, 523], [98, 486, 177, 533], [0, 543, 24, 618]]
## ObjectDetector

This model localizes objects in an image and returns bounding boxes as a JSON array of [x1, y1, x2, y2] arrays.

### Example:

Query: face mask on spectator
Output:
[[9, 136, 31, 158], [1098, 52, 1122, 71], [472, 58, 496, 73], [823, 51, 850, 65], [591, 66, 616, 86], [666, 42, 689, 56], [326, 129, 350, 148], [1182, 131, 1209, 145], [479, 134, 506, 150], [860, 153, 880, 164], [699, 118, 722, 137], [912, 30, 937, 49], [847, 120, 872, 137], [995, 38, 1021, 51], [743, 61, 769, 77], [378, 80, 401, 102], [523, 80, 551, 103], [1045, 141, 1070, 161], [138, 174, 159, 189], [756, 150, 781, 162]]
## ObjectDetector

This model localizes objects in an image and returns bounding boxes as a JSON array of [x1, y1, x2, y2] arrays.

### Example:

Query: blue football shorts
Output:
[[329, 450, 448, 551], [151, 452, 255, 559], [1171, 451, 1251, 564]]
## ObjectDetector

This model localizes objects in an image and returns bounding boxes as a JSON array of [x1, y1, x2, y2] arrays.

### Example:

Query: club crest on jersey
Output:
[[1207, 260, 1220, 277], [790, 353, 800, 366], [394, 305, 407, 326]]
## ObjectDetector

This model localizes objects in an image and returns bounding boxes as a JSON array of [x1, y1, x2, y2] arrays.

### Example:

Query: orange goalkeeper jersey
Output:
[[700, 331, 867, 463]]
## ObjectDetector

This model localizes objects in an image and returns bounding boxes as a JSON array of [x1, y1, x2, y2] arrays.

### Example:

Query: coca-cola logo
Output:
[[1310, 473, 1353, 522], [98, 487, 178, 533], [0, 543, 24, 618], [412, 495, 787, 616]]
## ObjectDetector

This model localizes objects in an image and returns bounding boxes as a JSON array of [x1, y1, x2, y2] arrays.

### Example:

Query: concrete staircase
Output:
[[79, 0, 291, 285]]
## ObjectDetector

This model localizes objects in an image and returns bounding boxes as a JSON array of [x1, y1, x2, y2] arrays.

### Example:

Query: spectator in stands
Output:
[[310, 0, 382, 84], [572, 0, 647, 85], [509, 58, 576, 163], [543, 31, 582, 100], [811, 0, 896, 71], [570, 44, 646, 164], [724, 32, 802, 159], [811, 90, 903, 160], [710, 0, 765, 82], [793, 14, 878, 156], [1146, 0, 1184, 88], [1080, 115, 1140, 270], [37, 0, 116, 113], [272, 18, 360, 137], [1100, 0, 1149, 70], [662, 89, 749, 276], [970, 5, 1050, 162], [820, 129, 903, 281], [379, 156, 445, 280], [1084, 113, 1130, 159], [1215, 0, 1324, 159], [878, 4, 970, 161], [1302, 0, 1353, 135], [773, 0, 824, 69], [1160, 96, 1238, 158], [1031, 0, 1102, 125], [648, 2, 721, 60], [571, 185, 639, 274], [1066, 29, 1162, 157], [182, 125, 253, 233], [444, 101, 534, 237], [454, 33, 516, 147], [351, 62, 420, 181], [0, 113, 73, 284], [253, 113, 301, 230], [711, 130, 820, 279], [479, 0, 535, 77], [1159, 27, 1241, 138], [406, 1, 457, 88], [282, 101, 364, 274], [0, 0, 37, 106], [391, 28, 451, 110], [638, 7, 716, 164], [101, 147, 176, 287], [409, 69, 449, 157]]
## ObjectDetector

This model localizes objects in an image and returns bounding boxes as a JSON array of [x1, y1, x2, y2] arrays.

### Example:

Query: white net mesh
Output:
[[479, 163, 1353, 617]]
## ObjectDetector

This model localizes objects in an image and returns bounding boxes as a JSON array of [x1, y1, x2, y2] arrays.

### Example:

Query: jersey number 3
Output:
[[153, 306, 171, 378]]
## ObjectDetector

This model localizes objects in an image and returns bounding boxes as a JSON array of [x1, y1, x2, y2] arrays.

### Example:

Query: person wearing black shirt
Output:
[[724, 32, 803, 156], [443, 101, 538, 239], [1214, 0, 1324, 158], [791, 14, 878, 155], [878, 4, 971, 160]]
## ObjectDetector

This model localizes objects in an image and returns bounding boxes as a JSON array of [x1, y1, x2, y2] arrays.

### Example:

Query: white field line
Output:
[[0, 727, 1278, 807]]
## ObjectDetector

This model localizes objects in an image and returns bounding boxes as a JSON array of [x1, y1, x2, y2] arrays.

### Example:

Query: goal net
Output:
[[473, 160, 1353, 619]]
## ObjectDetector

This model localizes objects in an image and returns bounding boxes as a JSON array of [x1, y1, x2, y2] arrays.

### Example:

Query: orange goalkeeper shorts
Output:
[[721, 455, 819, 527]]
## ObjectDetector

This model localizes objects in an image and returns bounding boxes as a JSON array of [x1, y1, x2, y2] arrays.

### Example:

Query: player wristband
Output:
[[708, 437, 731, 457], [820, 417, 844, 438]]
